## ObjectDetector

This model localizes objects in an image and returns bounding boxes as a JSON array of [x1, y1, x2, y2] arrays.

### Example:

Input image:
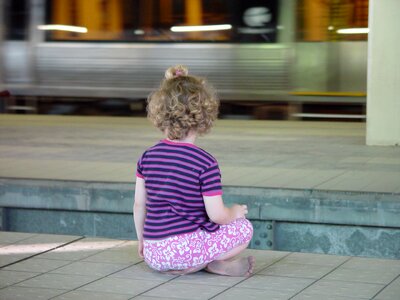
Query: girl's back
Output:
[[137, 139, 222, 239]]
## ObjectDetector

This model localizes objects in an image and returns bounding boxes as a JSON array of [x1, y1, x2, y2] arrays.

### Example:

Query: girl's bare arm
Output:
[[133, 177, 147, 257], [204, 195, 248, 225]]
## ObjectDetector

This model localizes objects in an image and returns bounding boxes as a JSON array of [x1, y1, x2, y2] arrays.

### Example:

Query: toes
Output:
[[247, 256, 256, 274]]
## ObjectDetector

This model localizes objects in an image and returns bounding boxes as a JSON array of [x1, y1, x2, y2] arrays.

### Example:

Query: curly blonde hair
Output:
[[147, 65, 219, 140]]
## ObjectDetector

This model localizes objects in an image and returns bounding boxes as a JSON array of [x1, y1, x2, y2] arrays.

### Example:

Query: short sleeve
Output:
[[200, 162, 223, 196], [136, 154, 145, 179]]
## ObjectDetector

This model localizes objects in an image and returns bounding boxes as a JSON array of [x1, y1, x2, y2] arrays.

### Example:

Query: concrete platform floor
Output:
[[1, 231, 400, 300], [0, 114, 399, 194]]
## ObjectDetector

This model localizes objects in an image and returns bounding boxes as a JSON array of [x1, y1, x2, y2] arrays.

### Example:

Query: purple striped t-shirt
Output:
[[136, 139, 222, 239]]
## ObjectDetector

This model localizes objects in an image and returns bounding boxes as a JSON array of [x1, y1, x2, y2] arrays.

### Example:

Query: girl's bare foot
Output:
[[205, 256, 255, 277]]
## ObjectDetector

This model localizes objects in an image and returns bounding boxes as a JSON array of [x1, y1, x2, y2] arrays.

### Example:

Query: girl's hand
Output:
[[138, 240, 144, 258], [232, 204, 248, 219]]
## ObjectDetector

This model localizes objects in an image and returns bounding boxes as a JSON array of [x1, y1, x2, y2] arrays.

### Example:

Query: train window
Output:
[[296, 0, 369, 41], [4, 0, 29, 40], [43, 0, 279, 42]]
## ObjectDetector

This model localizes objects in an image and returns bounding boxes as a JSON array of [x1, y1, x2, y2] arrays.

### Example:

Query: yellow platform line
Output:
[[290, 91, 367, 97]]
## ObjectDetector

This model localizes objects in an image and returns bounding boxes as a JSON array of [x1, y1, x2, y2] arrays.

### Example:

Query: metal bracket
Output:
[[250, 220, 274, 250], [0, 207, 7, 231]]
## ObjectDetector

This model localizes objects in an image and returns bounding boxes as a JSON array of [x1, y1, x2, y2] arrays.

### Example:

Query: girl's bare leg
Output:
[[206, 256, 255, 277], [162, 242, 255, 277], [205, 241, 255, 277]]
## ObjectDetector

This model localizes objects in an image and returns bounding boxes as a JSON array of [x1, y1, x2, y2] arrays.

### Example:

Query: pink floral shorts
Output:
[[143, 218, 253, 271]]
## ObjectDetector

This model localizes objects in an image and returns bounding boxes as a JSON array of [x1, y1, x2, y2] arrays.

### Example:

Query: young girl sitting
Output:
[[134, 65, 254, 276]]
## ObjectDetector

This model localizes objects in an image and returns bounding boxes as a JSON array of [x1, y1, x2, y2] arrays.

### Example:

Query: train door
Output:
[[2, 0, 40, 87], [0, 0, 4, 90]]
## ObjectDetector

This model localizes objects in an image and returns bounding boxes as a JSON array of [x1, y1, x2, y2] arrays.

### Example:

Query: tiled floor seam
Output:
[[27, 245, 139, 277], [1, 235, 135, 292], [311, 170, 348, 190], [47, 260, 144, 299], [0, 236, 86, 291], [0, 233, 39, 249], [287, 256, 355, 299], [370, 273, 400, 299], [207, 252, 293, 300], [128, 275, 180, 299], [0, 236, 85, 269], [3, 233, 41, 244]]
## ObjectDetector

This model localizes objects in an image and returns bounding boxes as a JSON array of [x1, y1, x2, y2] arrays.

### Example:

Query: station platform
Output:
[[1, 231, 400, 300], [1, 114, 398, 192], [0, 115, 399, 259]]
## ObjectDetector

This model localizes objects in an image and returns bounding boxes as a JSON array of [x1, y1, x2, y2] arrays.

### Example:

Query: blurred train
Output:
[[0, 0, 368, 117]]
